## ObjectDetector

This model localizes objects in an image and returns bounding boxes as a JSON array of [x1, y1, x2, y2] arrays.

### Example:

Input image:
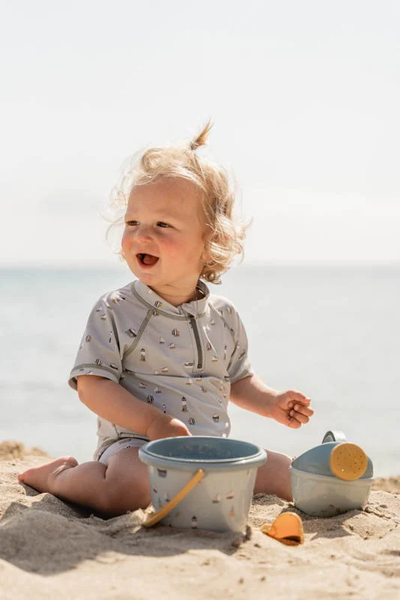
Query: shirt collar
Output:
[[132, 279, 210, 318]]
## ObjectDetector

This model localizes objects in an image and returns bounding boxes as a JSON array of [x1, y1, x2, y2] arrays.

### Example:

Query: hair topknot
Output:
[[107, 123, 248, 283], [189, 120, 213, 151]]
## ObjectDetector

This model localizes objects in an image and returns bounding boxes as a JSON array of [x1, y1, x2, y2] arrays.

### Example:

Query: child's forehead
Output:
[[127, 178, 203, 215]]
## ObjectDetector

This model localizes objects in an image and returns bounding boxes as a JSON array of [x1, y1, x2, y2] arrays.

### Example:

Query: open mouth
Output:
[[137, 253, 159, 267]]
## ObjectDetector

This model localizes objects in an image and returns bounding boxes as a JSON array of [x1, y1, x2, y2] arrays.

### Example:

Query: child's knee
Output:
[[98, 478, 150, 516], [254, 449, 293, 500]]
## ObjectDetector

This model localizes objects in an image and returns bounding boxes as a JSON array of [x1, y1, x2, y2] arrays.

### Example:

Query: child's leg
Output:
[[254, 449, 292, 501], [18, 448, 151, 517]]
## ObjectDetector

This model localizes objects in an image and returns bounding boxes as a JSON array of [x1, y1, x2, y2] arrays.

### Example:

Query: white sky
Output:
[[1, 0, 399, 265]]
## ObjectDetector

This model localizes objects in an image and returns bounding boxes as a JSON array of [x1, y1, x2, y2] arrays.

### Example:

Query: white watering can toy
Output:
[[291, 430, 374, 517]]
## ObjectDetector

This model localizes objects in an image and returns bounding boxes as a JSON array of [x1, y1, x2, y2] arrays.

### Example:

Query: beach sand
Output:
[[0, 441, 399, 600]]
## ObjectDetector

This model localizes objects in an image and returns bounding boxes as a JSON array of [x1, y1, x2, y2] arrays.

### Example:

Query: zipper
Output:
[[124, 308, 154, 359], [189, 316, 203, 370]]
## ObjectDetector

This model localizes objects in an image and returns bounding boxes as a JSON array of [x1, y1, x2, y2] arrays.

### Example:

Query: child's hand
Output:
[[268, 391, 314, 429], [146, 413, 191, 441]]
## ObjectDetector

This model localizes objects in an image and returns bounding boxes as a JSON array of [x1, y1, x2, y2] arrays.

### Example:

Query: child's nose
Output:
[[133, 224, 153, 242]]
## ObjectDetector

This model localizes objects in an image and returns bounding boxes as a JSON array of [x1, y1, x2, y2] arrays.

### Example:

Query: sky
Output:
[[1, 0, 399, 266]]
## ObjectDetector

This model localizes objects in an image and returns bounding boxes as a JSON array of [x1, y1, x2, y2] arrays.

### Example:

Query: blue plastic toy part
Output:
[[322, 430, 347, 444], [139, 436, 267, 473], [291, 441, 373, 479]]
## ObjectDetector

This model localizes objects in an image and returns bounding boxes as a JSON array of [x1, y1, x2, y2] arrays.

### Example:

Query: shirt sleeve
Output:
[[68, 296, 122, 390], [227, 307, 254, 383]]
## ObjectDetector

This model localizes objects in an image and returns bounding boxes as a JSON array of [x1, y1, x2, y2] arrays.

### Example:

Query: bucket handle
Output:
[[143, 469, 205, 528]]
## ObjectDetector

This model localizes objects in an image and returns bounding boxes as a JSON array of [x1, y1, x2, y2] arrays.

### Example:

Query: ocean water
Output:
[[1, 264, 399, 477]]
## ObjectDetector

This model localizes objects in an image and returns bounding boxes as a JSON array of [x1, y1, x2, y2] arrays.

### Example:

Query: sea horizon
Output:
[[2, 263, 399, 477]]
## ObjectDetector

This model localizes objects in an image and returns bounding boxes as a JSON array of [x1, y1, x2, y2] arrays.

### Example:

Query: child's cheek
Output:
[[157, 233, 179, 255], [121, 232, 131, 252]]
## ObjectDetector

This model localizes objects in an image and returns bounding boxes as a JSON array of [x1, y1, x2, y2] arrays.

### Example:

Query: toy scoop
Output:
[[261, 512, 304, 546]]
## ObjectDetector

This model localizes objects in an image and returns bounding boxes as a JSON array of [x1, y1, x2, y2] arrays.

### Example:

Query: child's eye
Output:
[[157, 222, 170, 228], [125, 220, 139, 227]]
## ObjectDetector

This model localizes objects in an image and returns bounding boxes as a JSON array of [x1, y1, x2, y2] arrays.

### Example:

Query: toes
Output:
[[18, 468, 34, 483], [17, 456, 79, 492]]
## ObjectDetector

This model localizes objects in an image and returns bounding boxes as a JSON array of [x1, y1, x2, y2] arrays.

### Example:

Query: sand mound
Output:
[[0, 440, 48, 461], [0, 441, 399, 599], [373, 477, 400, 494]]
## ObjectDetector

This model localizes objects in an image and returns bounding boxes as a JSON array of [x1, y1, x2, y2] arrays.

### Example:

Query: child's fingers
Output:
[[287, 416, 302, 428], [287, 401, 313, 416], [287, 396, 312, 409], [293, 403, 314, 417], [289, 410, 310, 425], [285, 394, 313, 427], [290, 411, 308, 424], [288, 392, 311, 404]]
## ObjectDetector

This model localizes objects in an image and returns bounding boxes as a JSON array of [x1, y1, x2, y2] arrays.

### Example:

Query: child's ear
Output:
[[201, 244, 212, 264]]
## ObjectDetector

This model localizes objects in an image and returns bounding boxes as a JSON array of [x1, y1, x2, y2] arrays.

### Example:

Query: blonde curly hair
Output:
[[108, 122, 247, 284]]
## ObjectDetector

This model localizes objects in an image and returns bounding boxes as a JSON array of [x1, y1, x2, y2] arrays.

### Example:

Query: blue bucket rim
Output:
[[139, 436, 266, 467]]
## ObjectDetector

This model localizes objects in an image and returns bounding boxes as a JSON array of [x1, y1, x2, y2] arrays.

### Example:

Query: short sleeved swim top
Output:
[[69, 279, 253, 460]]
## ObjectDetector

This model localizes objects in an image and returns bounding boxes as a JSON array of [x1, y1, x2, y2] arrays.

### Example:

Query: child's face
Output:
[[122, 177, 209, 304]]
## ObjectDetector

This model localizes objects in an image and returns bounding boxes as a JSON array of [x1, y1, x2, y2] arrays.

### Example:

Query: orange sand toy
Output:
[[261, 512, 304, 546]]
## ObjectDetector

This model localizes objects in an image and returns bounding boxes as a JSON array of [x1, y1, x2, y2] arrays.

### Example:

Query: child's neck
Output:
[[150, 284, 204, 307]]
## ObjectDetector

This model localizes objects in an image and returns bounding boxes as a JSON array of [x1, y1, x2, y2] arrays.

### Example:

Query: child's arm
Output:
[[230, 374, 313, 429], [77, 375, 190, 440]]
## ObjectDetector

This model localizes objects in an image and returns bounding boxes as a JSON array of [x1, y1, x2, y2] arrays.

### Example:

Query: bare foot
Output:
[[18, 456, 78, 493]]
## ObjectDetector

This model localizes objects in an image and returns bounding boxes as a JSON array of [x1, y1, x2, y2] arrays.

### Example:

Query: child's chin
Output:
[[129, 262, 154, 277], [135, 269, 159, 282]]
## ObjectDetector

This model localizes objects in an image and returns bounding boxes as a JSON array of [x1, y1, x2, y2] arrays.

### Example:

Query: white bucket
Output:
[[139, 436, 267, 532]]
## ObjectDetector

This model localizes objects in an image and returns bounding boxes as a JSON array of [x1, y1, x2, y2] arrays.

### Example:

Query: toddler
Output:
[[19, 123, 314, 516]]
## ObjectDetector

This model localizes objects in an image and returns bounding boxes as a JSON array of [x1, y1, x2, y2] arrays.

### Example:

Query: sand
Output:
[[0, 441, 399, 600]]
